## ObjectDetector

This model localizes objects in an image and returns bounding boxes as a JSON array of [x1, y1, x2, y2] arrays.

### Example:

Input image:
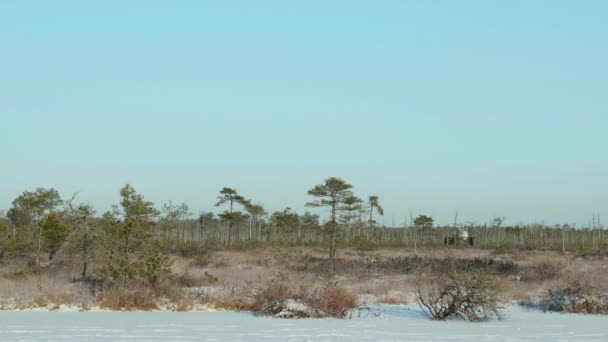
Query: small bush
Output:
[[316, 286, 358, 317], [539, 282, 608, 314], [352, 236, 376, 251], [253, 281, 357, 318], [416, 269, 504, 321], [12, 269, 28, 280]]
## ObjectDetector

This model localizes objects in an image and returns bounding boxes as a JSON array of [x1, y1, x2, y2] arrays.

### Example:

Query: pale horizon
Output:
[[2, 161, 605, 227]]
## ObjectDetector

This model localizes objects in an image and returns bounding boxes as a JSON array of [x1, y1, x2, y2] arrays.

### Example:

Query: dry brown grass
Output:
[[2, 247, 606, 313], [377, 290, 409, 305], [318, 286, 358, 317], [212, 296, 256, 311], [97, 287, 158, 311], [0, 270, 92, 309]]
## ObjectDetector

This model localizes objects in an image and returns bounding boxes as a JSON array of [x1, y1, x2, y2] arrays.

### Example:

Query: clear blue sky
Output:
[[1, 1, 607, 225]]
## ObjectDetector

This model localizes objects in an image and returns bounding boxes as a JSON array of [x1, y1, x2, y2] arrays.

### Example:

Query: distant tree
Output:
[[340, 196, 363, 240], [7, 188, 63, 265], [301, 211, 320, 228], [301, 211, 321, 240], [367, 196, 384, 236], [66, 202, 97, 279], [198, 211, 215, 242], [340, 196, 363, 223], [414, 215, 435, 246], [216, 187, 250, 247], [0, 218, 8, 261], [245, 203, 265, 241], [414, 215, 434, 229], [216, 187, 249, 213], [218, 211, 247, 246], [119, 184, 160, 221], [160, 201, 191, 241], [198, 211, 216, 243], [97, 185, 170, 286], [493, 217, 505, 248], [0, 214, 30, 261], [0, 219, 7, 236], [40, 212, 70, 261], [198, 212, 215, 225], [306, 177, 354, 261], [271, 208, 300, 242]]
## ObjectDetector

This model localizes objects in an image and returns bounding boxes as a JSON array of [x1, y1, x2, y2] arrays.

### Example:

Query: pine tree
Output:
[[7, 188, 63, 265], [0, 219, 8, 261], [414, 215, 435, 246], [270, 208, 300, 243], [40, 212, 70, 261], [216, 187, 249, 247], [367, 195, 384, 238], [306, 177, 354, 261], [96, 185, 171, 286], [340, 195, 363, 241], [66, 203, 97, 279]]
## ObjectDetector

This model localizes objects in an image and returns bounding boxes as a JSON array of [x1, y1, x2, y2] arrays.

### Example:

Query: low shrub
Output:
[[317, 286, 358, 317], [295, 255, 520, 278], [253, 281, 357, 318], [416, 269, 504, 321], [539, 282, 608, 314], [352, 236, 376, 251], [12, 269, 28, 280]]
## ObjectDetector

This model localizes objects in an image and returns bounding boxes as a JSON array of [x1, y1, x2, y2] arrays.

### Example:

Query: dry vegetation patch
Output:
[[416, 269, 504, 321], [97, 287, 159, 311], [2, 247, 607, 315], [538, 282, 608, 315], [252, 280, 358, 318]]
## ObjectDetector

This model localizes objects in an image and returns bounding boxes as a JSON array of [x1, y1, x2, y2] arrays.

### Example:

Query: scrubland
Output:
[[1, 246, 607, 318]]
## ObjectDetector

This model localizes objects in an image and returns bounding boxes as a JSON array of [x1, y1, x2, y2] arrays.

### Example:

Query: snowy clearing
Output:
[[0, 305, 607, 341]]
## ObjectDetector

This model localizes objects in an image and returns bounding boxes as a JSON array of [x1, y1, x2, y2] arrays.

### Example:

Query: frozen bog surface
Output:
[[1, 305, 607, 341]]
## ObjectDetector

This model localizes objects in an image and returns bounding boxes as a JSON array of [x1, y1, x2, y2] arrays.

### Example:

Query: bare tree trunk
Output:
[[369, 207, 375, 240], [226, 223, 232, 247], [414, 228, 417, 254], [329, 197, 337, 264], [249, 217, 252, 240], [257, 221, 261, 241], [36, 224, 41, 266]]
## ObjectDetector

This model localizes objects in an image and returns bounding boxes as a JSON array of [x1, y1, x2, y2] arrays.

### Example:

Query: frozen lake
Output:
[[1, 305, 607, 341]]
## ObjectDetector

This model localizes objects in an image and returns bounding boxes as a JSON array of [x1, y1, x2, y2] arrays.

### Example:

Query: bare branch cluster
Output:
[[416, 268, 504, 321]]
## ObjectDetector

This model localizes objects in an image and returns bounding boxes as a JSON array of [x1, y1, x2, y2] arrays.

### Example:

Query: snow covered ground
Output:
[[1, 305, 607, 341]]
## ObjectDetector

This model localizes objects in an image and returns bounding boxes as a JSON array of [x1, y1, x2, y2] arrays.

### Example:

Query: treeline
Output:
[[0, 185, 172, 286], [1, 177, 607, 280]]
